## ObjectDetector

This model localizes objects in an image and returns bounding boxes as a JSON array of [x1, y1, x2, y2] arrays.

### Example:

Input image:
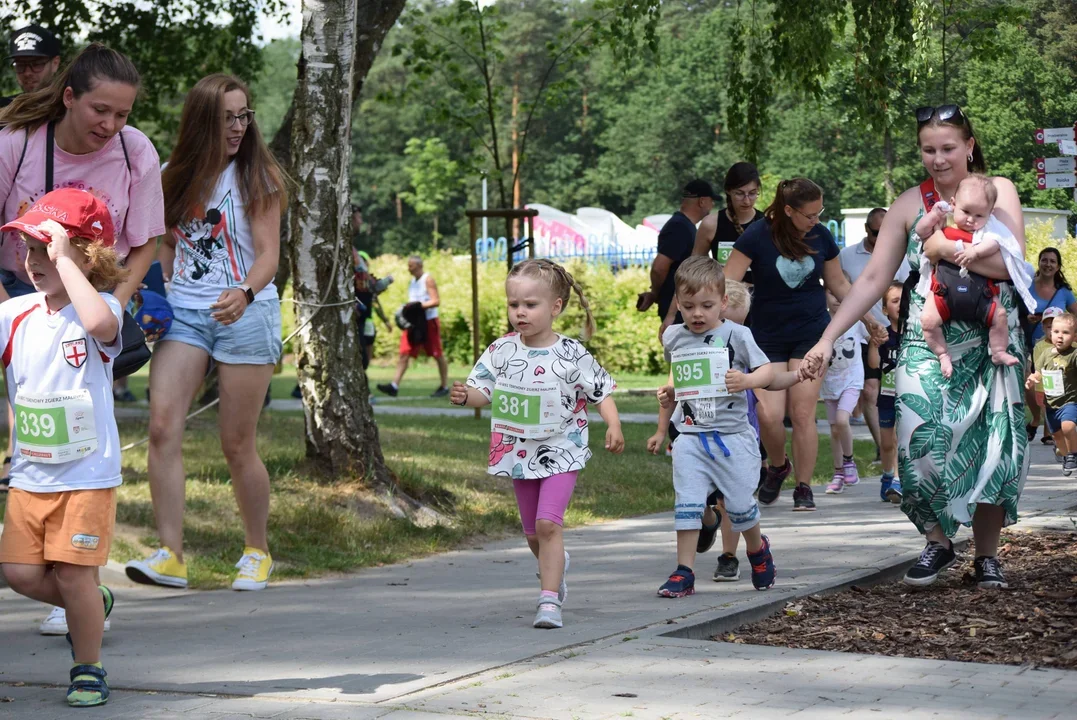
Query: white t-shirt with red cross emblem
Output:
[[0, 292, 124, 492]]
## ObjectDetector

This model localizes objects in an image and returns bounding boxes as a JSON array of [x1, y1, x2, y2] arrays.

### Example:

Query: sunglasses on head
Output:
[[915, 104, 965, 126]]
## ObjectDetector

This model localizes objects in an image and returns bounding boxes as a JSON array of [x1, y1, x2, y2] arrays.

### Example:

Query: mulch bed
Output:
[[713, 530, 1077, 670]]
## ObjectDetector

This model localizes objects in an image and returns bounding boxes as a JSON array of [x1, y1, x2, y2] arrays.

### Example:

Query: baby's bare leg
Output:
[[920, 291, 953, 378], [988, 306, 1019, 367]]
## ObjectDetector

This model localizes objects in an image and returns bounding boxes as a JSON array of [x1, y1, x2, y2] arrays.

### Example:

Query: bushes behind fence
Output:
[[367, 252, 666, 375]]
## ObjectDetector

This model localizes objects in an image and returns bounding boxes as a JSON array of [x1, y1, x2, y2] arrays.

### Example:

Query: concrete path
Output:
[[0, 445, 1073, 719]]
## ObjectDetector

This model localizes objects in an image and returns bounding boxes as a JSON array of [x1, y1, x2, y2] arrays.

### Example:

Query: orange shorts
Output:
[[0, 488, 116, 566]]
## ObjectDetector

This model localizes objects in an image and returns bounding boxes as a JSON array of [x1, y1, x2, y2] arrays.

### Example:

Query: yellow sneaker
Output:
[[124, 547, 188, 588], [232, 547, 273, 591]]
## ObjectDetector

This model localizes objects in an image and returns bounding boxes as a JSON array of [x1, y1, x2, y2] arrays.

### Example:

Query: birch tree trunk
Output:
[[289, 0, 389, 485]]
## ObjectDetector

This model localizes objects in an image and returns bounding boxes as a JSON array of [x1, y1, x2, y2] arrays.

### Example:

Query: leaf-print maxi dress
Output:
[[895, 207, 1029, 537]]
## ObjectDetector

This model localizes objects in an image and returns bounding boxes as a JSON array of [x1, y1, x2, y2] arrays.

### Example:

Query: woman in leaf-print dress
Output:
[[800, 106, 1028, 591]]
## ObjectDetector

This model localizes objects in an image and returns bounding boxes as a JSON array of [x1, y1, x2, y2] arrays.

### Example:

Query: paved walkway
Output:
[[0, 445, 1073, 718]]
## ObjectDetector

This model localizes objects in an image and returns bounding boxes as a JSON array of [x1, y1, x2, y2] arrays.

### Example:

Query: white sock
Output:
[[390, 382, 398, 390]]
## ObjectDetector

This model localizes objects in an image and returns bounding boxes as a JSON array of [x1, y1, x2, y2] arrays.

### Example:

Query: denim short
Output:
[[164, 300, 282, 365], [0, 268, 36, 298], [1045, 402, 1077, 431]]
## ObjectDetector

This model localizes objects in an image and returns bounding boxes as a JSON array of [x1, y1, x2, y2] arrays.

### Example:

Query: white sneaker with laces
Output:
[[38, 606, 110, 635]]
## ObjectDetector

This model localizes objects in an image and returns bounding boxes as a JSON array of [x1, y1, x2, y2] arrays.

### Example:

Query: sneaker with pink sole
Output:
[[825, 473, 845, 494], [842, 460, 860, 486]]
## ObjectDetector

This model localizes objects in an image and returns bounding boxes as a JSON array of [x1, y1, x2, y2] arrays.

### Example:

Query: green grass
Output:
[[0, 406, 876, 589]]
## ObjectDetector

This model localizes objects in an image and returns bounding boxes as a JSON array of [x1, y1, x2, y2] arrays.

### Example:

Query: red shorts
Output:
[[400, 317, 443, 358]]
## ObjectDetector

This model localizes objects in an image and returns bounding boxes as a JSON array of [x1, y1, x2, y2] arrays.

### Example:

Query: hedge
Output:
[[368, 253, 666, 375]]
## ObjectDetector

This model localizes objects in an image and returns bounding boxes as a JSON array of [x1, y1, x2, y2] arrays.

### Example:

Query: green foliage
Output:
[[249, 38, 299, 141], [346, 0, 1077, 254], [400, 136, 462, 245], [7, 0, 290, 151], [370, 253, 663, 374], [1024, 221, 1077, 279]]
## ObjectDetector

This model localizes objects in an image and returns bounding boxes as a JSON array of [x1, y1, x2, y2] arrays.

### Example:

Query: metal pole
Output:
[[470, 215, 481, 420], [481, 175, 488, 248]]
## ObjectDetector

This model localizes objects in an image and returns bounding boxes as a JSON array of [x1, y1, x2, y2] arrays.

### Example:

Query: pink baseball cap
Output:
[[1043, 307, 1065, 321]]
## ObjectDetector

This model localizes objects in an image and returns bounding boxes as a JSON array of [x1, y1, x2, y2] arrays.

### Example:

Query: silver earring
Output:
[[968, 153, 974, 163]]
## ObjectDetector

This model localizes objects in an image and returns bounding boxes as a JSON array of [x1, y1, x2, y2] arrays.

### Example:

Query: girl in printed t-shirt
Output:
[[450, 259, 624, 630], [822, 287, 867, 495], [0, 188, 129, 707]]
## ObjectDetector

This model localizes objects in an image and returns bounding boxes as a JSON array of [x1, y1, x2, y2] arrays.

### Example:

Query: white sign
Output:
[[1036, 157, 1076, 173], [13, 388, 97, 464], [1043, 368, 1065, 399], [490, 379, 561, 439], [671, 347, 731, 401], [1036, 127, 1075, 144], [1037, 173, 1077, 189], [1059, 140, 1077, 156]]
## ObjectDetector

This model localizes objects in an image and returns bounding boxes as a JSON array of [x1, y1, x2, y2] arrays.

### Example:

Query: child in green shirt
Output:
[[1027, 311, 1077, 474]]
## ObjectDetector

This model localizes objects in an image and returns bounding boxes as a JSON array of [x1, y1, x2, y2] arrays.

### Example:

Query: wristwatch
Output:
[[239, 284, 254, 305]]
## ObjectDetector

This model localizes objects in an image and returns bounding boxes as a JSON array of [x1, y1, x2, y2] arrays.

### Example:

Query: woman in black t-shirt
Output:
[[724, 178, 857, 513]]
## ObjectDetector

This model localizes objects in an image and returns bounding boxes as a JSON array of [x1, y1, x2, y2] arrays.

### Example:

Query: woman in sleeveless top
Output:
[[125, 74, 285, 593], [692, 162, 764, 274], [800, 106, 1027, 591]]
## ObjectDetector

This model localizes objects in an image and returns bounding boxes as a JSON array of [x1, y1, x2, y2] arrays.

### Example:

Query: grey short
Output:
[[164, 300, 282, 365], [672, 428, 762, 532]]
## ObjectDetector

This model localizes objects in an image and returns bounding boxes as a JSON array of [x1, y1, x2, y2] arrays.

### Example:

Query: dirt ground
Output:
[[714, 530, 1077, 670]]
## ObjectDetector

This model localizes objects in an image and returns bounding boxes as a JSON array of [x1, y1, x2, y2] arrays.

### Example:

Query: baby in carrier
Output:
[[914, 174, 1035, 378]]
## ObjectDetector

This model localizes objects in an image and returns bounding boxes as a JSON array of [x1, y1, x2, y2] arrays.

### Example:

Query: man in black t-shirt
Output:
[[637, 179, 717, 341], [0, 25, 61, 108]]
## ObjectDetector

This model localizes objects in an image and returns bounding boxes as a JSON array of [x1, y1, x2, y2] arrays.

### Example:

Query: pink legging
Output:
[[513, 471, 578, 536]]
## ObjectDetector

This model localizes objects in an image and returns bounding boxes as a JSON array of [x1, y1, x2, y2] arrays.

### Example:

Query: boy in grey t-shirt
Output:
[[647, 256, 778, 597]]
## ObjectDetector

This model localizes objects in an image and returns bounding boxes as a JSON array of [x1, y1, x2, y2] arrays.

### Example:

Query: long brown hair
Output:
[[0, 43, 140, 131], [162, 74, 286, 228], [764, 177, 822, 259]]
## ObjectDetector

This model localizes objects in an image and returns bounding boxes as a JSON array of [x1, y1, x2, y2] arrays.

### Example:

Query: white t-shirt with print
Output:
[[1, 293, 124, 492], [466, 333, 615, 480], [168, 160, 277, 309], [822, 322, 868, 400]]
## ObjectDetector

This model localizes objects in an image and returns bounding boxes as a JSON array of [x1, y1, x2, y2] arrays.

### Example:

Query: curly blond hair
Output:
[[75, 240, 130, 292]]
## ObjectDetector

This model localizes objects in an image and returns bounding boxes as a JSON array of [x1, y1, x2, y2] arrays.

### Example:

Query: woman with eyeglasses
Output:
[[125, 74, 286, 593], [799, 104, 1028, 591], [693, 162, 765, 270], [723, 178, 869, 513]]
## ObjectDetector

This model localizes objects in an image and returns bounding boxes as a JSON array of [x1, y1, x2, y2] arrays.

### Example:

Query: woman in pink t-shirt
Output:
[[0, 44, 164, 635]]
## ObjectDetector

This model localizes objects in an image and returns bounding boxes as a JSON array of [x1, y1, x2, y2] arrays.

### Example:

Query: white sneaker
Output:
[[533, 595, 563, 629], [38, 606, 110, 635]]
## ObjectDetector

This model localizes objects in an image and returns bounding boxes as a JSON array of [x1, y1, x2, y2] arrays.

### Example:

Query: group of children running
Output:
[[11, 191, 1021, 706], [452, 249, 911, 628]]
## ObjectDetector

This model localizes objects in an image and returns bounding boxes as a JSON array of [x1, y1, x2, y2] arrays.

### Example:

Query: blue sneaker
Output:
[[747, 535, 775, 590], [657, 565, 695, 598], [881, 475, 902, 503]]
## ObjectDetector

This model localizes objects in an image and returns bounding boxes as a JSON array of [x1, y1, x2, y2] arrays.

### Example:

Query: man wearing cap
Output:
[[1, 25, 61, 108], [637, 179, 717, 342]]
